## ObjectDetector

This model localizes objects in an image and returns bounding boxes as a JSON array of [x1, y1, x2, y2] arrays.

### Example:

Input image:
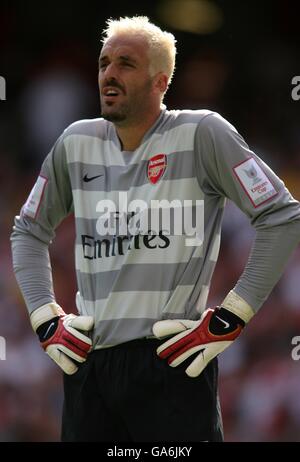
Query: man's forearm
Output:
[[234, 218, 300, 311], [11, 231, 55, 313]]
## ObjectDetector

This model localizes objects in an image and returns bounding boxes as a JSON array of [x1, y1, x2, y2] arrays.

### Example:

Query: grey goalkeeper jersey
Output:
[[11, 109, 300, 348]]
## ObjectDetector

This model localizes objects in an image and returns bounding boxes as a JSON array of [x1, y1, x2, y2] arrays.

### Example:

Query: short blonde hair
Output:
[[101, 16, 177, 86]]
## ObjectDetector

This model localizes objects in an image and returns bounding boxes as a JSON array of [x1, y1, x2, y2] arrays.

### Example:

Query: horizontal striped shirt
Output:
[[11, 109, 300, 348]]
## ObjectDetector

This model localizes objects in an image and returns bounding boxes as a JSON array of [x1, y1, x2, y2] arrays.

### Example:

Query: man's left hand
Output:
[[152, 306, 247, 378]]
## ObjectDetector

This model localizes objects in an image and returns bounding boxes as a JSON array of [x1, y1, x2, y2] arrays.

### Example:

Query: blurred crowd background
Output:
[[1, 0, 300, 441]]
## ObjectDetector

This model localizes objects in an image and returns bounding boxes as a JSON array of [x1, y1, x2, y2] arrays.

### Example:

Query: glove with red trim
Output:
[[152, 291, 254, 378], [30, 302, 94, 375]]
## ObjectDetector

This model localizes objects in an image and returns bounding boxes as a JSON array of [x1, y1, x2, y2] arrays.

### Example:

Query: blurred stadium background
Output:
[[1, 0, 300, 441]]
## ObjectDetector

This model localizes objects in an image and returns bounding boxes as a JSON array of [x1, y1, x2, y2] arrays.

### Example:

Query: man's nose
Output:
[[102, 62, 118, 80]]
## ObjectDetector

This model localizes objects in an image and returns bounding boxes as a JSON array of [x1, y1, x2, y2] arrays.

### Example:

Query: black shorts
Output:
[[61, 338, 223, 442]]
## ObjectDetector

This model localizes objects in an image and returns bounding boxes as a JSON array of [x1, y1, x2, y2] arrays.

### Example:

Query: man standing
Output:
[[11, 16, 300, 441]]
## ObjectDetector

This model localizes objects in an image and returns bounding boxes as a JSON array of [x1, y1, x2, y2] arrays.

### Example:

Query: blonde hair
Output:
[[101, 16, 177, 86]]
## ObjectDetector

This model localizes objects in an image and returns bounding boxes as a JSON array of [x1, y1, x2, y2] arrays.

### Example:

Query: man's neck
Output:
[[115, 108, 162, 151]]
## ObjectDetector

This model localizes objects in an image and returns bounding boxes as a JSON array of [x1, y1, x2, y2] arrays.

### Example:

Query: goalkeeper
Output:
[[11, 16, 300, 442]]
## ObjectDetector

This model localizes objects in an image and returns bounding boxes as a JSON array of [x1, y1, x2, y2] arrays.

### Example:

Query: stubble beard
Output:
[[101, 100, 142, 127], [101, 103, 128, 124], [101, 78, 153, 126]]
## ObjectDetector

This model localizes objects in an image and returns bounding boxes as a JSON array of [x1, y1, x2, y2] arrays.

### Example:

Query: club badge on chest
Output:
[[147, 154, 167, 184]]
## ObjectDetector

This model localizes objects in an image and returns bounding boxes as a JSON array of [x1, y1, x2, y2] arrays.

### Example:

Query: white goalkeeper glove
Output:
[[30, 302, 94, 375], [152, 291, 254, 378]]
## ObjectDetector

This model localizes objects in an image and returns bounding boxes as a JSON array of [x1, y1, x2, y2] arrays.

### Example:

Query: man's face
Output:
[[98, 35, 157, 125]]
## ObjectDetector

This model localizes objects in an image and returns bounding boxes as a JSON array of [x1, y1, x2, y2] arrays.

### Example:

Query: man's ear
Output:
[[154, 73, 168, 95]]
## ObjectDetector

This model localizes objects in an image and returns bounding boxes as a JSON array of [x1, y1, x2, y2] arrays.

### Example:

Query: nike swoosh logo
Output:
[[215, 315, 230, 329], [83, 174, 103, 183], [43, 321, 56, 339]]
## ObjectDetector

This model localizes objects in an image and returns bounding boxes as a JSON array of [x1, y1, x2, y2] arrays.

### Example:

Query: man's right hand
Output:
[[30, 303, 94, 375]]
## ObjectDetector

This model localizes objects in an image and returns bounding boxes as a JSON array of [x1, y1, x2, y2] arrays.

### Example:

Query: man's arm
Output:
[[153, 112, 300, 377], [11, 135, 73, 312], [194, 112, 300, 312], [11, 233, 55, 311], [11, 133, 93, 374]]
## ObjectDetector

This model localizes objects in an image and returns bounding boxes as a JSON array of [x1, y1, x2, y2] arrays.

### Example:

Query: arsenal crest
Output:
[[147, 154, 167, 184]]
